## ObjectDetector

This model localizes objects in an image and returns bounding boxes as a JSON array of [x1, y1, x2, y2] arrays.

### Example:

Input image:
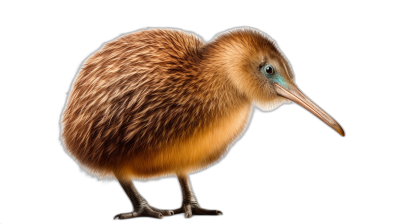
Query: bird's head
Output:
[[204, 28, 344, 136]]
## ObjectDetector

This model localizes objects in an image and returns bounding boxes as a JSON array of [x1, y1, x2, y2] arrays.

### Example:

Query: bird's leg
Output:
[[114, 177, 174, 220], [173, 174, 222, 218]]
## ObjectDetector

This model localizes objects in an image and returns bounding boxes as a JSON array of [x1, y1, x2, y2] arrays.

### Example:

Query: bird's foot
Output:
[[173, 203, 222, 218], [114, 204, 174, 220]]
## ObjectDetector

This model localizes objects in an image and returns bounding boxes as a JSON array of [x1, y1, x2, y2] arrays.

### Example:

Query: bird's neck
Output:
[[195, 58, 250, 118]]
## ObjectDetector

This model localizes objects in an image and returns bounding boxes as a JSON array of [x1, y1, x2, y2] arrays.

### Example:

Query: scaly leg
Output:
[[173, 174, 222, 218], [114, 177, 174, 219]]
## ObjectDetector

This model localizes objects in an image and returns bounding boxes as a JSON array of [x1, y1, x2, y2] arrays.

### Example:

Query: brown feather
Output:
[[62, 28, 292, 179]]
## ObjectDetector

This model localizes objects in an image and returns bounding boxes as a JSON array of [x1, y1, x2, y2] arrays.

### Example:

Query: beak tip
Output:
[[337, 127, 345, 137]]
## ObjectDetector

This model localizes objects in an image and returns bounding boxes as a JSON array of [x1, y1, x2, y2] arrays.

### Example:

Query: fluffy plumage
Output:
[[62, 28, 294, 179]]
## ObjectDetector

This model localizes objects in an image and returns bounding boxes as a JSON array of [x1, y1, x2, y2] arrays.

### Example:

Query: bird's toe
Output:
[[149, 205, 174, 216], [174, 203, 222, 218], [114, 205, 175, 219]]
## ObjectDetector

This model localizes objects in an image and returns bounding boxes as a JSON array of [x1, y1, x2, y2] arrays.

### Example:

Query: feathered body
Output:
[[62, 28, 291, 179]]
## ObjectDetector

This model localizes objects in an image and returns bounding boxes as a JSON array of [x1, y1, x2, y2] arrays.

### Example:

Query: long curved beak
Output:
[[273, 83, 345, 136]]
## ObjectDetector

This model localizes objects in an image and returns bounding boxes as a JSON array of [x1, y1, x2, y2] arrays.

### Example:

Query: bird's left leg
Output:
[[173, 174, 222, 218]]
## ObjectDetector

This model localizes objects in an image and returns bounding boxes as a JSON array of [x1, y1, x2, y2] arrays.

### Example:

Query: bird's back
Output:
[[62, 29, 251, 178]]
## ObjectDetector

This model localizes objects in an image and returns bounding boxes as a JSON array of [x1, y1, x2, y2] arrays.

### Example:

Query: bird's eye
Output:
[[265, 65, 274, 74], [261, 64, 274, 76]]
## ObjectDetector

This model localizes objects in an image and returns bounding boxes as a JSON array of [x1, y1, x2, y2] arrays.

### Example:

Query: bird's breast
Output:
[[171, 101, 253, 173], [120, 101, 252, 178]]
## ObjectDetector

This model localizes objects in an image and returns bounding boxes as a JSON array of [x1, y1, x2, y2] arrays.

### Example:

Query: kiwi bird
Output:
[[62, 28, 345, 219]]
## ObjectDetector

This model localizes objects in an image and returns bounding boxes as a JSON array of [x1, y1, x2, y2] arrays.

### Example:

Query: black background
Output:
[[0, 3, 373, 224]]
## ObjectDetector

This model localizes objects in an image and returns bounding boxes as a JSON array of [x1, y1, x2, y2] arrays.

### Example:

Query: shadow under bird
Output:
[[62, 28, 345, 219]]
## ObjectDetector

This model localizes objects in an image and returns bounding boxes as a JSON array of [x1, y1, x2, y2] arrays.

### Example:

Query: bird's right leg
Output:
[[114, 177, 174, 219], [173, 174, 222, 218]]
